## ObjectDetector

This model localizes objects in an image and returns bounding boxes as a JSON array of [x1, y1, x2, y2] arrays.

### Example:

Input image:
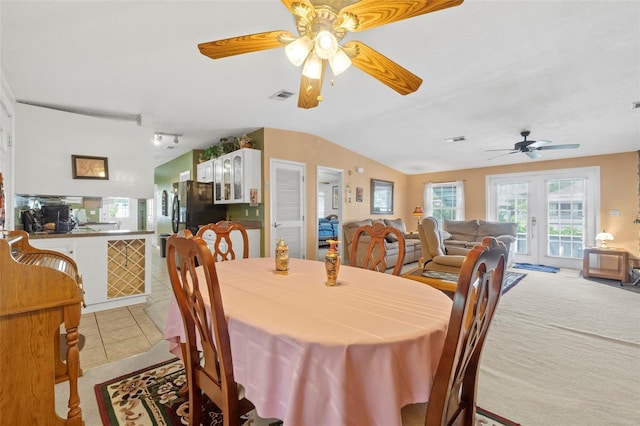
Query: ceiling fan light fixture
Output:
[[153, 133, 163, 145], [329, 47, 352, 76], [302, 53, 323, 79], [285, 35, 313, 66], [314, 30, 338, 59]]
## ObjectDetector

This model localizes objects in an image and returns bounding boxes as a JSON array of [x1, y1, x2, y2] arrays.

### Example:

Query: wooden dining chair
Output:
[[196, 221, 249, 261], [166, 234, 254, 426], [350, 222, 405, 275], [424, 236, 507, 426]]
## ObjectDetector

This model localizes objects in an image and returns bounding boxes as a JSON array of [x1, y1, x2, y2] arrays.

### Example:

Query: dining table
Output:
[[164, 257, 452, 426]]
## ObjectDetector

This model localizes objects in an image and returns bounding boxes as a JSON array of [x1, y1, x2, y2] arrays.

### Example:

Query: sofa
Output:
[[344, 218, 422, 268], [318, 214, 339, 245], [441, 219, 517, 266]]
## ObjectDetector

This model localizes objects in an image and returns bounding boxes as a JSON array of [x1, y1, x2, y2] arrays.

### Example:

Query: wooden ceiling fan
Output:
[[198, 0, 464, 109]]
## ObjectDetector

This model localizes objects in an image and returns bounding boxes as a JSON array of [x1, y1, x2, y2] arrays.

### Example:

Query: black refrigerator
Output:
[[171, 180, 226, 234]]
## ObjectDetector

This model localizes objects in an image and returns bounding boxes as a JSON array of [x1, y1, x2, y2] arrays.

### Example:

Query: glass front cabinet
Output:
[[213, 148, 262, 204]]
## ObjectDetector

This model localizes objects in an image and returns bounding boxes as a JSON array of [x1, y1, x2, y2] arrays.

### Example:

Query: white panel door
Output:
[[270, 159, 306, 259]]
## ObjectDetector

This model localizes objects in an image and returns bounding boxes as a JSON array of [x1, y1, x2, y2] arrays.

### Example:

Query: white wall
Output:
[[0, 73, 16, 230], [14, 103, 154, 198]]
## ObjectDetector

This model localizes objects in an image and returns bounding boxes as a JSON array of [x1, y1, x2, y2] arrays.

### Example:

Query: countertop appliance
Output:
[[171, 180, 226, 234]]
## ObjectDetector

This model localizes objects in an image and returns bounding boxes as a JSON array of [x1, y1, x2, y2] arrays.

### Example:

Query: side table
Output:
[[401, 267, 458, 294], [582, 247, 629, 284]]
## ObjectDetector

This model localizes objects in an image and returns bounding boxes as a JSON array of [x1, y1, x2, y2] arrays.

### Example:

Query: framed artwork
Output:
[[332, 186, 339, 209], [356, 187, 364, 203], [161, 190, 168, 216], [71, 155, 109, 180], [370, 179, 394, 214]]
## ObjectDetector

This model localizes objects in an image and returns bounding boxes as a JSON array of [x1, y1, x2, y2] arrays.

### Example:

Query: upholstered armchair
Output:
[[417, 217, 469, 274]]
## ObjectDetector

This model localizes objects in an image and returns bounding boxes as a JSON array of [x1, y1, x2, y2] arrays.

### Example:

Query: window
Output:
[[424, 181, 465, 221], [103, 197, 130, 218]]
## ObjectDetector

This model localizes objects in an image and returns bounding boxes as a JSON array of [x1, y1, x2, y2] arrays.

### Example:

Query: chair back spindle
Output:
[[196, 221, 249, 261], [425, 236, 507, 426], [351, 222, 405, 275]]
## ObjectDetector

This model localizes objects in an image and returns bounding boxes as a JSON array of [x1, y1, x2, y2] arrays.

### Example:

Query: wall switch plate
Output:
[[256, 209, 259, 216], [245, 209, 249, 216]]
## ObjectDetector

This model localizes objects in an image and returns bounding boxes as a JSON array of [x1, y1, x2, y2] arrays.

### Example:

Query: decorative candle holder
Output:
[[324, 239, 340, 286], [275, 237, 289, 275]]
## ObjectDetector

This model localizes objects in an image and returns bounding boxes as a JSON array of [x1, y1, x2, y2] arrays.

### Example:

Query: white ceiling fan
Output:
[[487, 130, 580, 160]]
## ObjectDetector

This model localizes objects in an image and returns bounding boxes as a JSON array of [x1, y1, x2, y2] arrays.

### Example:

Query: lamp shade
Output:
[[285, 36, 313, 67], [412, 206, 424, 217], [302, 53, 323, 79], [595, 231, 614, 248], [328, 47, 352, 76]]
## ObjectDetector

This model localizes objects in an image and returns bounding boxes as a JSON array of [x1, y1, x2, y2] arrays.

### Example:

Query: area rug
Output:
[[421, 270, 526, 294], [581, 273, 640, 294], [513, 262, 560, 273], [96, 359, 520, 426]]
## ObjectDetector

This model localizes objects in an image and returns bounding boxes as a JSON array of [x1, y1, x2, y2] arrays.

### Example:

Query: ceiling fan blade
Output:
[[297, 61, 327, 109], [198, 30, 294, 59], [538, 144, 581, 150], [527, 140, 551, 149], [488, 151, 518, 160], [485, 148, 519, 152], [526, 151, 542, 159], [339, 0, 464, 32], [344, 41, 422, 95]]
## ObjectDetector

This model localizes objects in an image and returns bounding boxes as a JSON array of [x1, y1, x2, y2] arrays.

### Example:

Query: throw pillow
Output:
[[384, 218, 406, 234], [440, 230, 452, 240], [385, 234, 398, 243]]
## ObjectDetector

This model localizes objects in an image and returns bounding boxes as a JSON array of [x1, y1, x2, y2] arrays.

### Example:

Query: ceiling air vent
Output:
[[444, 136, 466, 143], [270, 90, 295, 100], [632, 101, 640, 110]]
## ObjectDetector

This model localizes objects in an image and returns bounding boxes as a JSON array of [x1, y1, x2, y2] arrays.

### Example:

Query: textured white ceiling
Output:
[[1, 1, 638, 173]]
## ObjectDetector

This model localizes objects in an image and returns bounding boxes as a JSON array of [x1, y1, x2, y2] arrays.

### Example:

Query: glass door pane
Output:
[[223, 158, 231, 201], [546, 178, 585, 259], [233, 154, 242, 201], [496, 182, 529, 254]]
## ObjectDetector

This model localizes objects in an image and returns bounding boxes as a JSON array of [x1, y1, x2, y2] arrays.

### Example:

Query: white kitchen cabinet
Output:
[[196, 159, 214, 183], [213, 148, 261, 204], [29, 238, 77, 259], [31, 232, 152, 313]]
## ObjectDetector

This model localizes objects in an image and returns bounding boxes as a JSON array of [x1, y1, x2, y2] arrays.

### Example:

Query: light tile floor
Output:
[[76, 247, 174, 370]]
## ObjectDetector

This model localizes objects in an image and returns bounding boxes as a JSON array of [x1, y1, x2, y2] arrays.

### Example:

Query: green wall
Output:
[[154, 150, 202, 236]]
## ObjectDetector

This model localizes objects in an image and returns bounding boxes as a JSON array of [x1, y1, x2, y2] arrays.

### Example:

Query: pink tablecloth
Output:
[[164, 257, 452, 426]]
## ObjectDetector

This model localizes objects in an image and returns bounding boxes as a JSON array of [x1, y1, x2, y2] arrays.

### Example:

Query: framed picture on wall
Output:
[[71, 155, 109, 180], [356, 187, 364, 203], [370, 179, 394, 214], [332, 186, 339, 209]]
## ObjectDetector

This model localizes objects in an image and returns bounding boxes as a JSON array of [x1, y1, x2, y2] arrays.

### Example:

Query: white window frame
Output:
[[424, 181, 465, 221]]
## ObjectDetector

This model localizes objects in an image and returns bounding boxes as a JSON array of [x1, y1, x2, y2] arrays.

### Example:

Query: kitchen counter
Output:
[[27, 230, 153, 313], [29, 228, 154, 239]]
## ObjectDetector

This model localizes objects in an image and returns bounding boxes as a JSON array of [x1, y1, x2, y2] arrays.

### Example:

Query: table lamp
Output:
[[595, 231, 614, 248], [412, 206, 424, 231]]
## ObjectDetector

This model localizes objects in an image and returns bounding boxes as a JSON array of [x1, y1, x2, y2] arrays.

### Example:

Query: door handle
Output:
[[273, 222, 281, 228]]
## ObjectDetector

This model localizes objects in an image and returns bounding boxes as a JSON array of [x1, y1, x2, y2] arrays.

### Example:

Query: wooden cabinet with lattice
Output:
[[107, 238, 146, 299]]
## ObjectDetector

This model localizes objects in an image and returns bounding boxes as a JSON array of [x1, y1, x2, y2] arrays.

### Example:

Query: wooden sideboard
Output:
[[0, 231, 85, 425]]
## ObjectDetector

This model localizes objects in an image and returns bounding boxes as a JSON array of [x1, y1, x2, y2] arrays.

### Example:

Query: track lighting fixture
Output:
[[152, 132, 182, 146]]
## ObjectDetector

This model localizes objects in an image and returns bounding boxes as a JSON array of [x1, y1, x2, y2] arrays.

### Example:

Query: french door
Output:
[[487, 167, 600, 269], [270, 159, 306, 259]]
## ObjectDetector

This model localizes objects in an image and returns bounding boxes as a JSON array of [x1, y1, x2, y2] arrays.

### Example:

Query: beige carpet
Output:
[[477, 268, 640, 425]]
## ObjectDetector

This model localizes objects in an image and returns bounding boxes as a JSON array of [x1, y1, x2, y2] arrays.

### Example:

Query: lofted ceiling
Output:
[[1, 1, 638, 173]]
